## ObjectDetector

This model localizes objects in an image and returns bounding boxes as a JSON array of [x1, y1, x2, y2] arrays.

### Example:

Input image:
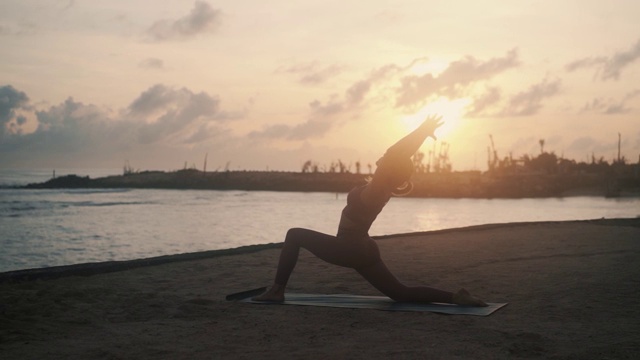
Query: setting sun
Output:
[[400, 97, 471, 140]]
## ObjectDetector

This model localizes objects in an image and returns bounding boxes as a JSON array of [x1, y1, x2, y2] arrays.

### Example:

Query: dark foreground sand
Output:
[[1, 219, 639, 359]]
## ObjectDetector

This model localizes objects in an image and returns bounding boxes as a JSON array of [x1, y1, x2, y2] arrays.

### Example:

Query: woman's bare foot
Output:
[[452, 288, 488, 307], [252, 284, 285, 302]]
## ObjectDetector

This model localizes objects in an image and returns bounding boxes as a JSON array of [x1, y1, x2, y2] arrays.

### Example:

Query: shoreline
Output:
[[2, 217, 637, 284], [21, 169, 640, 198]]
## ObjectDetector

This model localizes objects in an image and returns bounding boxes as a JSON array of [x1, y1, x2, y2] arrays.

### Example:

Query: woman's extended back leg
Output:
[[356, 261, 453, 303]]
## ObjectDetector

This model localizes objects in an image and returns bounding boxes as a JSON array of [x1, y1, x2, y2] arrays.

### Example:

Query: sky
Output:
[[1, 0, 639, 172]]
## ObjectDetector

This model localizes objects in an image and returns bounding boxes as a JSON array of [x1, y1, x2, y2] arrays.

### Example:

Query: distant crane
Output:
[[438, 142, 451, 172], [431, 142, 451, 173], [618, 133, 621, 163], [488, 134, 499, 171], [203, 153, 208, 173]]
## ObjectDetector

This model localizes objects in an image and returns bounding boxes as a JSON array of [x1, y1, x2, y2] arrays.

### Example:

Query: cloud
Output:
[[581, 98, 628, 115], [145, 1, 221, 42], [127, 84, 222, 144], [252, 50, 521, 141], [565, 38, 640, 81], [345, 80, 372, 106], [464, 78, 561, 118], [0, 85, 31, 136], [251, 72, 379, 141], [500, 78, 562, 116], [284, 98, 347, 140], [248, 98, 343, 141], [183, 123, 229, 144], [603, 39, 640, 80], [288, 118, 335, 140], [278, 62, 344, 85], [128, 84, 181, 116], [308, 98, 345, 118], [465, 87, 502, 117], [61, 0, 75, 11], [139, 58, 164, 70], [248, 77, 374, 141], [395, 49, 520, 108], [30, 98, 119, 151], [248, 124, 290, 140], [581, 89, 640, 115], [251, 60, 420, 141], [0, 84, 233, 165], [564, 56, 607, 72], [0, 22, 38, 36]]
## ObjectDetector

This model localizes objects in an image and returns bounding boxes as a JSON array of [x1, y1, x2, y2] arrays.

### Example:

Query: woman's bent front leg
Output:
[[254, 228, 380, 302], [274, 228, 364, 286], [254, 228, 330, 302]]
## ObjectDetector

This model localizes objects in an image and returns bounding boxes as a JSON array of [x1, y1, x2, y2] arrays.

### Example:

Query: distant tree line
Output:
[[487, 136, 638, 177], [301, 142, 454, 175], [123, 135, 638, 178]]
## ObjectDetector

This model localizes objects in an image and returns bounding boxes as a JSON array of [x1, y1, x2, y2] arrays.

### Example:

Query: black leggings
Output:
[[274, 228, 453, 303]]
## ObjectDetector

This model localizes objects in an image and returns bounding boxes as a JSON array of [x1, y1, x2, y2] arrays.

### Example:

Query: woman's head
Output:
[[375, 155, 414, 193]]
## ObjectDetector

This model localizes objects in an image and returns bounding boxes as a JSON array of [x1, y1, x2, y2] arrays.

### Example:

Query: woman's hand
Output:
[[419, 114, 444, 139], [382, 113, 444, 160]]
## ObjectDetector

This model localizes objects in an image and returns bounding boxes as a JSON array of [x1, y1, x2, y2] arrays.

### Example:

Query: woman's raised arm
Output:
[[362, 115, 444, 204], [383, 114, 443, 160]]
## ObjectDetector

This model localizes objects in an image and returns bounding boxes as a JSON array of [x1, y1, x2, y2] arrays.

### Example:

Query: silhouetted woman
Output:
[[254, 115, 486, 306]]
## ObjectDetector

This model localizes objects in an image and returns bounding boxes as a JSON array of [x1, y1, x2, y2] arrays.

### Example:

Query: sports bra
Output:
[[337, 185, 386, 237]]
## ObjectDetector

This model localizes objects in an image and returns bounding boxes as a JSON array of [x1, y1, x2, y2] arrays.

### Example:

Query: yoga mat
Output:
[[227, 288, 507, 316]]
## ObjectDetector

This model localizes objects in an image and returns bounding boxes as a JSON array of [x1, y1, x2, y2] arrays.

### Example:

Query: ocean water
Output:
[[1, 169, 639, 273]]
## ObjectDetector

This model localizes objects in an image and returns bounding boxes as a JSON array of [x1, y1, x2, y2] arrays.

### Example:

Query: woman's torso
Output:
[[337, 185, 386, 238]]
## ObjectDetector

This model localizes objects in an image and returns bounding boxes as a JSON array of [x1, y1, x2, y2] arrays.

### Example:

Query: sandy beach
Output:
[[1, 218, 639, 359]]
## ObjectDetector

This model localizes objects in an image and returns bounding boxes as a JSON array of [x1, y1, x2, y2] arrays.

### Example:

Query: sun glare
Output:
[[400, 97, 470, 140]]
